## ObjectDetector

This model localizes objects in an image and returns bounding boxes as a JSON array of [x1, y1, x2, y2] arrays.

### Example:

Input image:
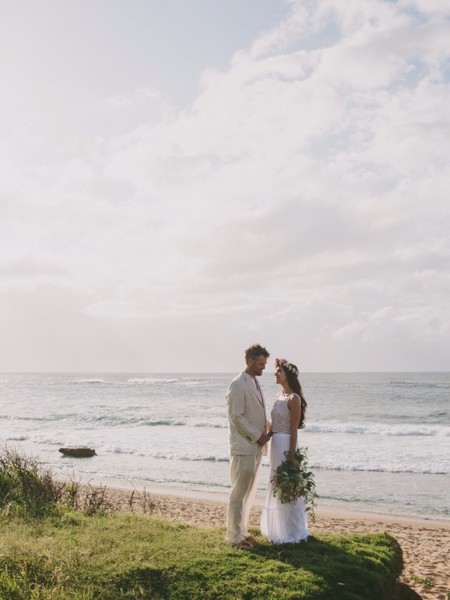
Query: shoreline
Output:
[[76, 481, 450, 600], [80, 475, 450, 528]]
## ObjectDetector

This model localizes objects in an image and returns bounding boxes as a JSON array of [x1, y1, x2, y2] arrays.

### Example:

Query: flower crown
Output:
[[275, 358, 299, 377]]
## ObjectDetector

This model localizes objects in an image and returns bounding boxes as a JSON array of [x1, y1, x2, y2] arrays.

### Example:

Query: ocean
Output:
[[1, 372, 449, 521]]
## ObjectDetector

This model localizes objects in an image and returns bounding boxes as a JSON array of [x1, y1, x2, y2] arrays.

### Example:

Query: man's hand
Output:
[[257, 432, 271, 446]]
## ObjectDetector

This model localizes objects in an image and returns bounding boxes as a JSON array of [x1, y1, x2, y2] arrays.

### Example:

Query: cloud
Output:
[[107, 87, 162, 107], [398, 0, 450, 18], [1, 0, 450, 370]]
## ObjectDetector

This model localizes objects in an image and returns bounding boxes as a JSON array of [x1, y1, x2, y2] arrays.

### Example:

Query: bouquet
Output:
[[271, 448, 317, 519]]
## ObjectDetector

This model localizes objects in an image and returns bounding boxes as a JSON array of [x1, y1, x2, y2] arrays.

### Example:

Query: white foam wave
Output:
[[307, 422, 450, 437], [111, 447, 135, 455], [74, 379, 107, 384], [126, 419, 187, 427], [128, 378, 178, 384], [192, 421, 227, 429], [389, 380, 450, 390], [127, 377, 207, 386], [91, 417, 225, 428], [109, 448, 229, 462], [313, 462, 448, 475]]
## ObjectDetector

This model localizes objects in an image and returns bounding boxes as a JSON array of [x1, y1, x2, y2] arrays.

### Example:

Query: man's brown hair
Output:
[[244, 343, 270, 362]]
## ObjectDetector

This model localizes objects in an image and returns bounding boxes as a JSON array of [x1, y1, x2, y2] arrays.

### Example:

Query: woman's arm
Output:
[[288, 393, 301, 466]]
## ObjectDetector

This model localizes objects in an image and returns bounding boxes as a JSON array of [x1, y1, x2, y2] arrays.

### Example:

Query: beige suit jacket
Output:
[[226, 371, 267, 455]]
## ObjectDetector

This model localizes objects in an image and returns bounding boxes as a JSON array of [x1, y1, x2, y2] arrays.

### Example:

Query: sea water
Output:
[[1, 372, 449, 521]]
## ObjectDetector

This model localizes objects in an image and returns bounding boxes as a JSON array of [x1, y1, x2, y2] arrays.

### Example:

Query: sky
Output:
[[1, 0, 450, 373]]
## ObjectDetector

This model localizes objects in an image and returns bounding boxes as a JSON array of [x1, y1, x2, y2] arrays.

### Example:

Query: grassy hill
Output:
[[0, 447, 403, 599]]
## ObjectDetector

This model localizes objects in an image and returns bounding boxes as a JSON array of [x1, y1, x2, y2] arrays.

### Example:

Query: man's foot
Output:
[[233, 539, 254, 550], [245, 534, 258, 543]]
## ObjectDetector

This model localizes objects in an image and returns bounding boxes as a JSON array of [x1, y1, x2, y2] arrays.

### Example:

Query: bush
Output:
[[0, 447, 62, 517], [0, 446, 159, 518]]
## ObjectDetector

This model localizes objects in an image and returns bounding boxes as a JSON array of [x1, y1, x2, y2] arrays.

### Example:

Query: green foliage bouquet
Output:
[[271, 448, 317, 518]]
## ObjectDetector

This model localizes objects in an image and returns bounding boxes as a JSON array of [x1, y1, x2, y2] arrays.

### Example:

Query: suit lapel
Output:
[[245, 376, 265, 409]]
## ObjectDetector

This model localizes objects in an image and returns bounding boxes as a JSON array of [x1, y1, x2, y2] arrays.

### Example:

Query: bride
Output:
[[260, 358, 309, 544]]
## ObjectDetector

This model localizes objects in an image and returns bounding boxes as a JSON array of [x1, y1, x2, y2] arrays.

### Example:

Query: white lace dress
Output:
[[260, 393, 309, 544]]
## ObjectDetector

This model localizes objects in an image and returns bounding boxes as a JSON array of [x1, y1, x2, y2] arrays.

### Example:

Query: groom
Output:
[[225, 343, 271, 548]]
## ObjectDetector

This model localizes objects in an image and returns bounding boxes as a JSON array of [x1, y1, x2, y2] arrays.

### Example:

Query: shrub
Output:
[[0, 447, 62, 516], [0, 446, 160, 518]]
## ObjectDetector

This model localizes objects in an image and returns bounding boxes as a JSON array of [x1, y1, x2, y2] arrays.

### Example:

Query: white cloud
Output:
[[1, 0, 450, 370], [107, 87, 162, 107], [398, 0, 450, 18]]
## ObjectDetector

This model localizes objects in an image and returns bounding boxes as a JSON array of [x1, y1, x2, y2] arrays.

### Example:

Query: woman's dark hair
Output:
[[283, 364, 307, 428]]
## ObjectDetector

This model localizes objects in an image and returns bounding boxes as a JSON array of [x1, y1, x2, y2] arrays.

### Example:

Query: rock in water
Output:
[[59, 447, 96, 458]]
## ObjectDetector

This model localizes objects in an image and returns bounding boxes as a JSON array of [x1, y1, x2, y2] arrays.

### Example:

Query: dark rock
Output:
[[59, 447, 96, 458]]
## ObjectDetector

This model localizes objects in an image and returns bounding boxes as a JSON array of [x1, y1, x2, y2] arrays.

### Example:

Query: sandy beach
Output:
[[84, 483, 449, 600]]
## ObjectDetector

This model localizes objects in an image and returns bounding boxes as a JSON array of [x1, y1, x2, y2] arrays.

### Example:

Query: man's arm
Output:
[[227, 380, 266, 444]]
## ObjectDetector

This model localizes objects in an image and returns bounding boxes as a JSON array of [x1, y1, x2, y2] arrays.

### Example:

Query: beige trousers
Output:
[[226, 452, 263, 544]]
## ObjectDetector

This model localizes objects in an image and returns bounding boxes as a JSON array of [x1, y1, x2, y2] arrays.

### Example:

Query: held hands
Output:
[[257, 431, 272, 446]]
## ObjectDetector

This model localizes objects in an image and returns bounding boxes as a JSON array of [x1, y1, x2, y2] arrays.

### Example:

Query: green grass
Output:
[[0, 511, 402, 600], [0, 447, 403, 599], [410, 575, 435, 587]]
